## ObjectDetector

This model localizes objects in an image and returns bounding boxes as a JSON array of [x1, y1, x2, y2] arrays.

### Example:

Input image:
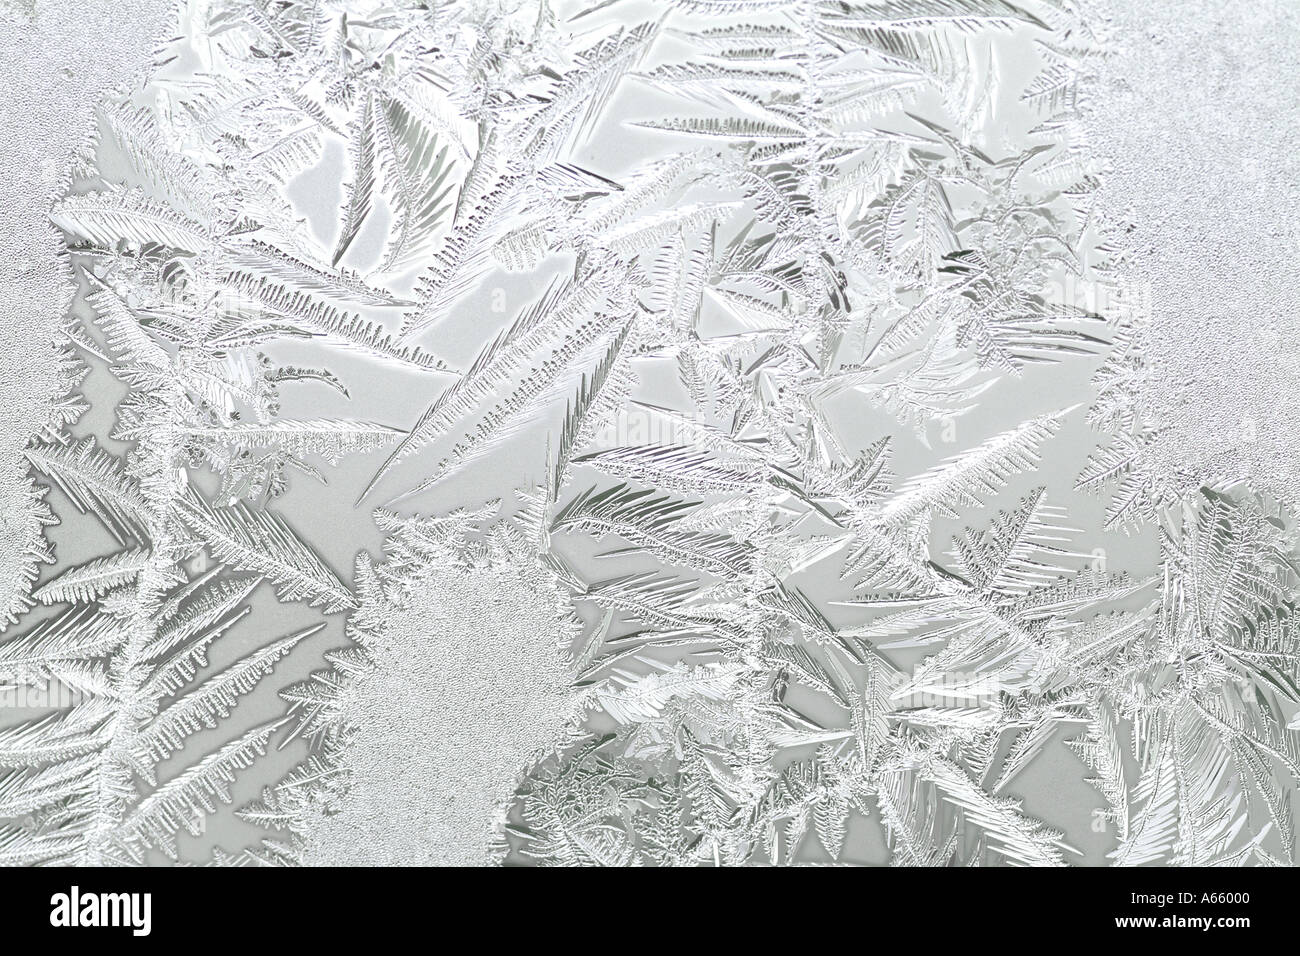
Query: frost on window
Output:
[[0, 0, 1296, 868]]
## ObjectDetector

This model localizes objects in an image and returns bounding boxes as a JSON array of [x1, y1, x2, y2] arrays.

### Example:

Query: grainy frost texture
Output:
[[0, 0, 174, 627], [1083, 0, 1300, 504], [0, 0, 1297, 867], [291, 510, 577, 866]]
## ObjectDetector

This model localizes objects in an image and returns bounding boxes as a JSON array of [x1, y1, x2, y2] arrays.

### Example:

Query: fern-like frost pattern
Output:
[[0, 0, 1295, 867]]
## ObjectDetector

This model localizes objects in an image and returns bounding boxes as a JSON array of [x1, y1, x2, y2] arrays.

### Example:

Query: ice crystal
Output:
[[257, 508, 578, 866], [0, 0, 174, 628], [1082, 0, 1300, 505], [0, 0, 1295, 867]]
